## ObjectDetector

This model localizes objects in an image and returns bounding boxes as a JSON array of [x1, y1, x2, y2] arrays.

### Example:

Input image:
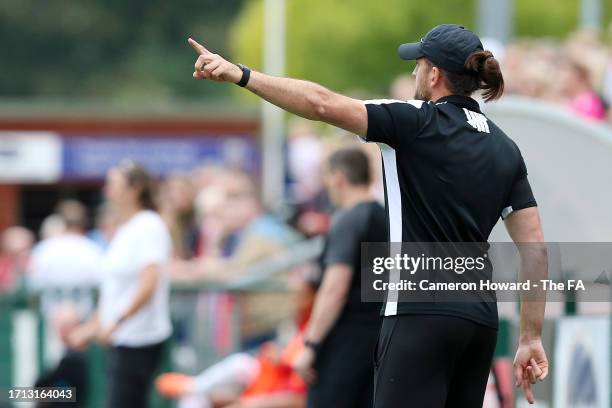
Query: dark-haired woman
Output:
[[186, 23, 548, 407], [69, 161, 172, 408]]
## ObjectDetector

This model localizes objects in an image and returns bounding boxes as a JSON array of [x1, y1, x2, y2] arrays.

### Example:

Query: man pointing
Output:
[[188, 24, 548, 407]]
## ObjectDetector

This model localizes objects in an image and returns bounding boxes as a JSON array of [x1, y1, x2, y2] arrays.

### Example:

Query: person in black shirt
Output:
[[187, 24, 548, 407], [292, 148, 386, 408]]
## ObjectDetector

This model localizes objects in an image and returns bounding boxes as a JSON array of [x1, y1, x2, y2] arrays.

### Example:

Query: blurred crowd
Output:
[[391, 30, 612, 124], [502, 30, 611, 123]]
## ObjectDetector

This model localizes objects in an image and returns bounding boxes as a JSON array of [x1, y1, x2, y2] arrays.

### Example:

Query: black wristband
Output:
[[304, 339, 321, 354], [236, 63, 251, 87]]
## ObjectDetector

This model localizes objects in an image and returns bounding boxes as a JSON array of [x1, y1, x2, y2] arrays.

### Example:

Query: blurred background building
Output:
[[1, 0, 612, 407]]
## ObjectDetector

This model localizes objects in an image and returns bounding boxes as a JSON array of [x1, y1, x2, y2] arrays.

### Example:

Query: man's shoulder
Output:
[[364, 99, 432, 119], [333, 201, 383, 228]]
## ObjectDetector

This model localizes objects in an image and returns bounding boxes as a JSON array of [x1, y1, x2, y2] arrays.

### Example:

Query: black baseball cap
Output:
[[398, 24, 483, 74]]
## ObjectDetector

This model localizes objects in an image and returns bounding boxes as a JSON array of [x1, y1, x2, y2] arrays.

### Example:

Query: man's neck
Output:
[[432, 90, 454, 102], [339, 187, 372, 209]]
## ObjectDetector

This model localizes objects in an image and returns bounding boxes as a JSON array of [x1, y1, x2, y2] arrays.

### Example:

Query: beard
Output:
[[414, 81, 432, 101]]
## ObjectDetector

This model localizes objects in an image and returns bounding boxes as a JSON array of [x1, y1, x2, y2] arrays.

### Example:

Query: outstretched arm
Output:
[[188, 38, 367, 136]]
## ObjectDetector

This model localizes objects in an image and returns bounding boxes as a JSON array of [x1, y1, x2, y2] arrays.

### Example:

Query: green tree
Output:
[[515, 0, 580, 38], [0, 0, 243, 101], [230, 0, 476, 96]]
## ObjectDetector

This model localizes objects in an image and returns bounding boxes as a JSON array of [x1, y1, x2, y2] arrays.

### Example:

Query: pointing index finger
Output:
[[522, 378, 535, 404], [188, 37, 210, 55]]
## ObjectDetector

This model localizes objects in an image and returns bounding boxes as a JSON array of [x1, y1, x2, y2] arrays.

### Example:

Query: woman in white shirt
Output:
[[69, 161, 172, 408]]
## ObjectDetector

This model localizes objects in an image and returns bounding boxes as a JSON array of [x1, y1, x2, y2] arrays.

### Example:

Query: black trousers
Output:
[[374, 315, 497, 408], [105, 341, 165, 408], [308, 320, 380, 408]]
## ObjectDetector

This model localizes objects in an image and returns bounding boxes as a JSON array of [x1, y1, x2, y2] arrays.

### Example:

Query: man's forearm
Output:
[[187, 38, 367, 135], [245, 70, 367, 135], [519, 302, 545, 343], [246, 71, 333, 121], [518, 245, 548, 342], [304, 287, 347, 343]]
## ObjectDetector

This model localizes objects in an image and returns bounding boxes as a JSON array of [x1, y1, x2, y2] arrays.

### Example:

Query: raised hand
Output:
[[188, 37, 242, 83]]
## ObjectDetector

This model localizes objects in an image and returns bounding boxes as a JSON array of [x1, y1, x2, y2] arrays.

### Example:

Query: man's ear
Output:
[[430, 66, 442, 87]]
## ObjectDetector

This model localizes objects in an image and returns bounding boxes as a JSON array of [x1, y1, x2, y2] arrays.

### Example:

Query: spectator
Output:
[[160, 173, 198, 259], [39, 214, 66, 240], [493, 30, 611, 124], [69, 161, 172, 408], [287, 119, 331, 238], [28, 200, 102, 317], [287, 119, 324, 206], [559, 59, 607, 122], [172, 169, 300, 282], [88, 203, 120, 250], [0, 226, 34, 293], [216, 169, 301, 265], [293, 148, 387, 408]]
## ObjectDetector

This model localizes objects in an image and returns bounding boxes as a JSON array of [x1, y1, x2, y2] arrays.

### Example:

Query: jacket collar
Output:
[[434, 95, 481, 113]]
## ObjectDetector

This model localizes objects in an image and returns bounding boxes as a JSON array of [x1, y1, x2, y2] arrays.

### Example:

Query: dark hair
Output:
[[117, 160, 157, 210], [55, 199, 88, 230], [442, 50, 504, 102], [328, 148, 371, 186]]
